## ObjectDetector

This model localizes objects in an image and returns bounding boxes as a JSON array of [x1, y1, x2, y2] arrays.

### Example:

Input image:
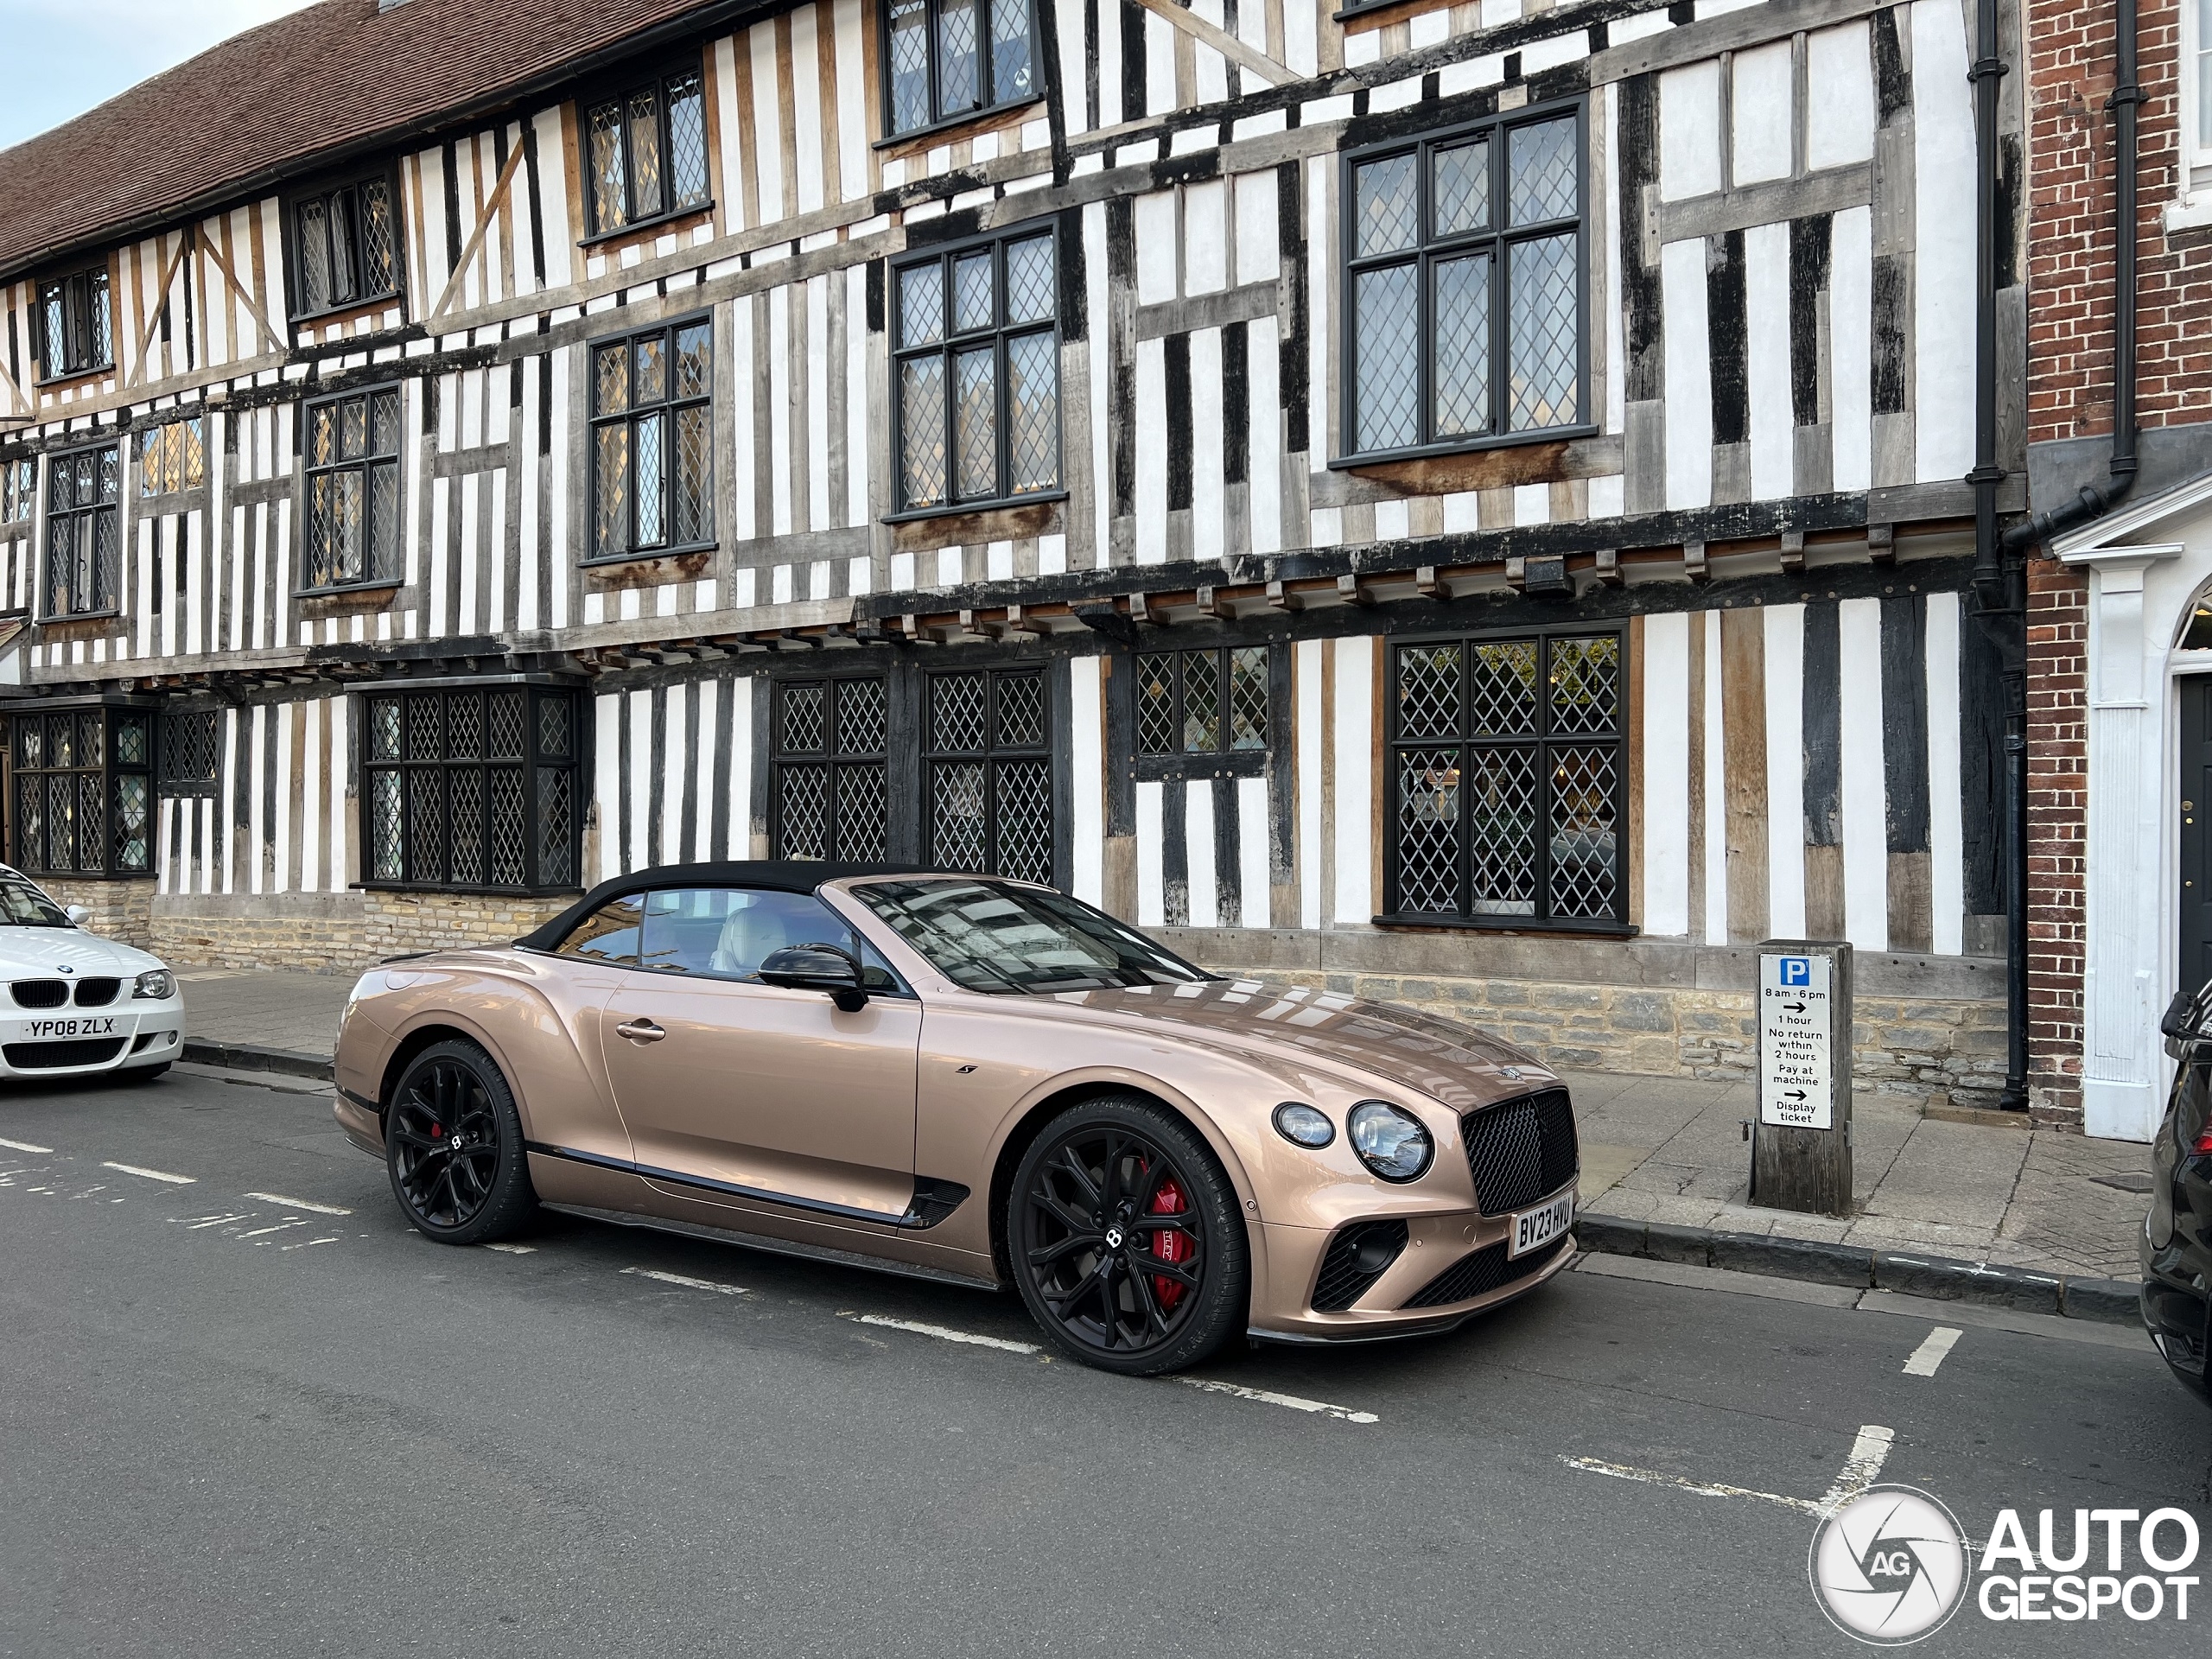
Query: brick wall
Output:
[[2021, 0, 2210, 1125]]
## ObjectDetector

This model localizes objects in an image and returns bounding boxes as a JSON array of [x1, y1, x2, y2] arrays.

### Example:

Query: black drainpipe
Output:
[[1980, 0, 2143, 1111]]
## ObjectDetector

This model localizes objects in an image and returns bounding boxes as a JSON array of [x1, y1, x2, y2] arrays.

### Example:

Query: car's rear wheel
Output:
[[385, 1039, 535, 1244], [1007, 1096, 1249, 1376]]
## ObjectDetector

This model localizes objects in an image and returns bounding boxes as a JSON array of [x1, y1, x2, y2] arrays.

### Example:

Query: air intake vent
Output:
[[1402, 1233, 1569, 1310], [1311, 1219, 1409, 1313]]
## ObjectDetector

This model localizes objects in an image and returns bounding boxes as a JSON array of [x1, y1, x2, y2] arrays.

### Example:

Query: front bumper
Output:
[[1249, 1192, 1577, 1342], [0, 1001, 185, 1078]]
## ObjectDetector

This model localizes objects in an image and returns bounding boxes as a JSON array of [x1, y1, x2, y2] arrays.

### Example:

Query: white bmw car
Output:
[[0, 865, 183, 1082]]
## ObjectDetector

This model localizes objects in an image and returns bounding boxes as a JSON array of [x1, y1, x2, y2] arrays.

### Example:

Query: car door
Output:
[[599, 886, 921, 1224]]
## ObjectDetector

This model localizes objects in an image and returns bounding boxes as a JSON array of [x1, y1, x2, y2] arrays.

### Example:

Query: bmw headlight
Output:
[[131, 969, 175, 1001], [1348, 1101, 1433, 1183], [1272, 1102, 1336, 1148]]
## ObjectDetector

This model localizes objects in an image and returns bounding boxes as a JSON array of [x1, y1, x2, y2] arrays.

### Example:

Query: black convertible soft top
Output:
[[512, 861, 934, 952]]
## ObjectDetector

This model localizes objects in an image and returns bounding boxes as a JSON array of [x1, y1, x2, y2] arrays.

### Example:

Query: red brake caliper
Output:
[[1147, 1176, 1192, 1312]]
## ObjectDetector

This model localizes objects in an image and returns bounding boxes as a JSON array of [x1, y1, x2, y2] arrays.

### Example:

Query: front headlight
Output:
[[1348, 1101, 1433, 1183], [131, 969, 176, 1001], [1272, 1102, 1336, 1148]]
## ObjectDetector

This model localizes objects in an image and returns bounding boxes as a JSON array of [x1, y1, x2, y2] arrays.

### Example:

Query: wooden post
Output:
[[1751, 939, 1853, 1216]]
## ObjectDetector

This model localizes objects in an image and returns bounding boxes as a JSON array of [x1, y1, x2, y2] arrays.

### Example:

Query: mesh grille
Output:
[[11, 981, 67, 1009], [73, 978, 121, 1007], [1460, 1088, 1579, 1216], [4, 1038, 126, 1071], [1312, 1220, 1409, 1313], [1402, 1232, 1568, 1310]]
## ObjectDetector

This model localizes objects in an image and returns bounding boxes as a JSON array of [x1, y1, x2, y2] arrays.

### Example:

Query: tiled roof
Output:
[[0, 0, 744, 281]]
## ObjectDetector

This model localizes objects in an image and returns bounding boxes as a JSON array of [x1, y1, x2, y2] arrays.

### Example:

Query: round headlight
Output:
[[1348, 1101, 1433, 1183], [1272, 1102, 1335, 1148]]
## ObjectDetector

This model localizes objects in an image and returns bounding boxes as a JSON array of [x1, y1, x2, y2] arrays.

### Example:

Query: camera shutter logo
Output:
[[1808, 1485, 1971, 1645]]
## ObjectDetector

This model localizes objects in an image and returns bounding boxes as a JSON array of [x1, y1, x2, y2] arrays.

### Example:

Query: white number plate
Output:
[[15, 1016, 118, 1040], [1510, 1190, 1574, 1258]]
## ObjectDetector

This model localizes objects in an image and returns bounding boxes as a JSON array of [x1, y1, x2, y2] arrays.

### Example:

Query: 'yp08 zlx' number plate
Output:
[[1510, 1191, 1573, 1258], [19, 1017, 117, 1039]]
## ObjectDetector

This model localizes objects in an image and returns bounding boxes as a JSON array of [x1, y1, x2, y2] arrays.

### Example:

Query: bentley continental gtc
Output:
[[332, 863, 1580, 1374]]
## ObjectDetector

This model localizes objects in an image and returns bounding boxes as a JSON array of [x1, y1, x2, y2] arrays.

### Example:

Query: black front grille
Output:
[[4, 1038, 125, 1071], [1461, 1088, 1580, 1215], [10, 980, 67, 1009], [1312, 1219, 1410, 1313], [73, 978, 120, 1007], [1402, 1233, 1570, 1310]]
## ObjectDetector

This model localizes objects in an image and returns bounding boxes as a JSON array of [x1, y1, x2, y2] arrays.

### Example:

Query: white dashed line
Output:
[[245, 1192, 353, 1217], [1816, 1426, 1895, 1514], [238, 1220, 309, 1238], [0, 1137, 53, 1154], [621, 1266, 746, 1294], [182, 1212, 252, 1230], [102, 1161, 196, 1185], [484, 1243, 538, 1255], [839, 1312, 1039, 1353], [1178, 1377, 1379, 1424], [282, 1236, 340, 1250], [1560, 1423, 1896, 1519], [1902, 1326, 1963, 1376]]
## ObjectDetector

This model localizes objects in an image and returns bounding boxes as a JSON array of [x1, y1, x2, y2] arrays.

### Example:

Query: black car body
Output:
[[2142, 988, 2212, 1398]]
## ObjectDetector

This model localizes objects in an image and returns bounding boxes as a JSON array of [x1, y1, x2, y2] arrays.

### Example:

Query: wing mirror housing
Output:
[[2163, 989, 2201, 1057], [759, 944, 870, 1012], [63, 905, 89, 926]]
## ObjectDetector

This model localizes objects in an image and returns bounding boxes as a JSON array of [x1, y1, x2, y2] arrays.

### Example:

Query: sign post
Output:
[[1752, 939, 1853, 1216]]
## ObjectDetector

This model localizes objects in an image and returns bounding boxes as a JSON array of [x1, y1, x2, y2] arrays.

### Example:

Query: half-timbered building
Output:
[[0, 0, 2030, 1111]]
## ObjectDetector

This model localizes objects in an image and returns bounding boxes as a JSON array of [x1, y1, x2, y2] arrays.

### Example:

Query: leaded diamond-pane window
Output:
[[161, 710, 220, 798], [925, 668, 1053, 884], [590, 317, 714, 561], [360, 686, 582, 893], [137, 418, 207, 497], [772, 677, 890, 862], [1387, 632, 1623, 926], [1344, 105, 1585, 461], [37, 266, 112, 380], [304, 387, 404, 589], [10, 703, 152, 877], [289, 175, 403, 321], [585, 66, 712, 237], [884, 0, 1035, 137], [45, 443, 120, 618], [1135, 647, 1271, 757], [893, 227, 1059, 514]]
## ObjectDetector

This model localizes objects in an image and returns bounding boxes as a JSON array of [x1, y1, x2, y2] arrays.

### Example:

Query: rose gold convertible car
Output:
[[332, 863, 1580, 1374]]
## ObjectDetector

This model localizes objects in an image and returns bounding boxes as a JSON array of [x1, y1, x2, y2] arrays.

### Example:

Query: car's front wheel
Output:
[[385, 1039, 536, 1244], [1008, 1096, 1249, 1376]]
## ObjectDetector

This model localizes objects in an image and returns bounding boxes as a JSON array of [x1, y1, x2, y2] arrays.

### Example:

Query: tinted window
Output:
[[555, 895, 644, 963], [640, 888, 903, 989]]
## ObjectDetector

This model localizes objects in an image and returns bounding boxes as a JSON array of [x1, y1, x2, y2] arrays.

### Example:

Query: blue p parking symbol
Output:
[[1780, 957, 1811, 987]]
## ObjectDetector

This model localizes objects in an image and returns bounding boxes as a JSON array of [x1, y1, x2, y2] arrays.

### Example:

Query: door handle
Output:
[[615, 1019, 666, 1044]]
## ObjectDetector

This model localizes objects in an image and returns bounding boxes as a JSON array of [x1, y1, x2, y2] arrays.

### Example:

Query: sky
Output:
[[0, 0, 322, 149]]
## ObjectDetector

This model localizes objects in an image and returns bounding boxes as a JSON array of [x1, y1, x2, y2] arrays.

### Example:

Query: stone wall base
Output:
[[140, 890, 573, 973], [38, 878, 156, 949]]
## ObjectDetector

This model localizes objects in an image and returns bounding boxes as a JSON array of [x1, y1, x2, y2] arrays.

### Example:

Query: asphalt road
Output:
[[0, 1066, 2203, 1659]]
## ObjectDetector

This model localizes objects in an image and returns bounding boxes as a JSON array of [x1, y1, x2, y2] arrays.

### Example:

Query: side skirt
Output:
[[543, 1202, 1007, 1294]]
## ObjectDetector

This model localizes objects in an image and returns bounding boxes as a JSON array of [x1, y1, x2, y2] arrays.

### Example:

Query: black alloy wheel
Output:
[[1008, 1096, 1248, 1376], [385, 1039, 536, 1244]]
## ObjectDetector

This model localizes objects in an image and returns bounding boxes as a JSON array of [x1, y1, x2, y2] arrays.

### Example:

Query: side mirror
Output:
[[63, 905, 89, 926], [759, 943, 870, 1013], [2163, 989, 2200, 1042]]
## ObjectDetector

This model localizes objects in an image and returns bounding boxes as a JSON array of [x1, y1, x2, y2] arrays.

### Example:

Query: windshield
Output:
[[0, 872, 71, 928], [852, 880, 1214, 995]]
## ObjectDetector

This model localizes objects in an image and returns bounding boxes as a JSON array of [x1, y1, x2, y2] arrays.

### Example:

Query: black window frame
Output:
[[159, 708, 221, 800], [359, 682, 584, 895], [42, 441, 123, 620], [9, 701, 156, 879], [284, 167, 406, 324], [888, 221, 1065, 522], [300, 384, 407, 594], [878, 0, 1042, 144], [585, 311, 716, 566], [921, 664, 1056, 886], [35, 263, 115, 383], [136, 416, 207, 499], [1381, 624, 1631, 934], [770, 673, 893, 862], [580, 59, 715, 245], [0, 454, 35, 525], [1134, 645, 1274, 772], [1336, 98, 1592, 468]]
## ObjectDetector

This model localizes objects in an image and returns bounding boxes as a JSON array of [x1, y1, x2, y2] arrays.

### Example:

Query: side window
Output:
[[38, 266, 113, 380], [588, 318, 715, 563], [884, 0, 1036, 138], [583, 67, 711, 238], [555, 895, 645, 963], [639, 887, 903, 989]]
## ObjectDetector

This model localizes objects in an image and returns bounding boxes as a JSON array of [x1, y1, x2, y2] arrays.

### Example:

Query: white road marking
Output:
[[839, 1312, 1038, 1353], [622, 1266, 746, 1295], [281, 1236, 340, 1250], [484, 1243, 537, 1255], [1563, 1423, 1895, 1520], [245, 1192, 353, 1217], [102, 1161, 196, 1185], [238, 1220, 308, 1238], [1178, 1377, 1380, 1424], [182, 1212, 252, 1230], [1902, 1326, 1963, 1376], [0, 1137, 53, 1154]]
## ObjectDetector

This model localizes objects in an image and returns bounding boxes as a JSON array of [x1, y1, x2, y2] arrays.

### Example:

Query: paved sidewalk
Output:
[[168, 969, 2154, 1283]]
